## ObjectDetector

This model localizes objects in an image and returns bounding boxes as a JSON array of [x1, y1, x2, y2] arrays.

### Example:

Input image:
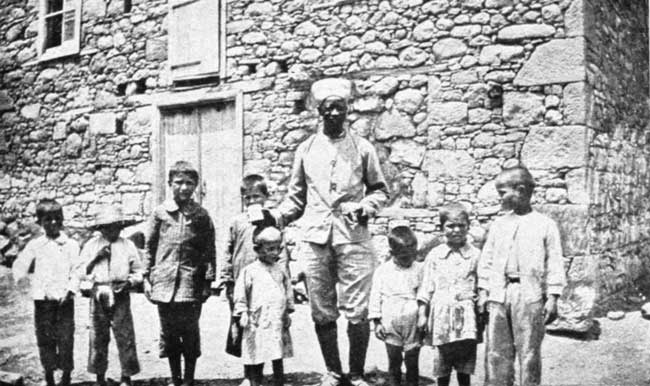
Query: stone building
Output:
[[0, 0, 648, 329]]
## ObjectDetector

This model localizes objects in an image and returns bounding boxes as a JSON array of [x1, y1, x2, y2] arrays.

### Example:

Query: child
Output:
[[477, 166, 566, 386], [12, 199, 80, 386], [233, 226, 294, 386], [144, 161, 217, 386], [80, 206, 143, 386], [218, 174, 288, 308], [417, 203, 480, 386], [218, 174, 289, 361], [368, 226, 423, 386]]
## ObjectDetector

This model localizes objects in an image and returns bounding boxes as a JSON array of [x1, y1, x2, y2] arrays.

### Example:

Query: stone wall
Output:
[[1, 0, 649, 324], [583, 0, 650, 313], [0, 0, 169, 228]]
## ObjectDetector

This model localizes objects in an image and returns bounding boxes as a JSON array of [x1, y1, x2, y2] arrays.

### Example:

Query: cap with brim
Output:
[[90, 206, 140, 230]]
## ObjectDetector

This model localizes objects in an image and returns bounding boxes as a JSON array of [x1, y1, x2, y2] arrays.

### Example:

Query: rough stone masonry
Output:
[[0, 0, 648, 331]]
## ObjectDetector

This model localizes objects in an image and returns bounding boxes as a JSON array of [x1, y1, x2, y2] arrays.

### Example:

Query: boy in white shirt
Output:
[[12, 199, 81, 386]]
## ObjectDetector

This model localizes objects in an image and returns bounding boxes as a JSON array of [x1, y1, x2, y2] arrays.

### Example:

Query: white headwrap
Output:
[[310, 78, 353, 108]]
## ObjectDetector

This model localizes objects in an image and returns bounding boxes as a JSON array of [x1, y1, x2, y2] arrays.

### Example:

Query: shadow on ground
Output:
[[69, 372, 435, 386]]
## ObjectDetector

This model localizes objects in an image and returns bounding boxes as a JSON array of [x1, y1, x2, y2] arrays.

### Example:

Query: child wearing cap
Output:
[[233, 226, 294, 386], [144, 161, 216, 386], [12, 199, 81, 386], [80, 205, 143, 386]]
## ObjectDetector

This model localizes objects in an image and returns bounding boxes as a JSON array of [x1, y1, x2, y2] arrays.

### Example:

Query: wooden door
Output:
[[159, 101, 242, 267]]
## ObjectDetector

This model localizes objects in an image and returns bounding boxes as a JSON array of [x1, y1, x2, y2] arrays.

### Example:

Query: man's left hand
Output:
[[340, 202, 369, 225], [544, 295, 559, 325]]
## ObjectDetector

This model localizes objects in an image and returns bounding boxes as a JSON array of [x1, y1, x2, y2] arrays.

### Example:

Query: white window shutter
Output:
[[169, 0, 220, 80]]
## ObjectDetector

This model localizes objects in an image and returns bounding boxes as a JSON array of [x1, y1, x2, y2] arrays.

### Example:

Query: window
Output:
[[38, 0, 81, 61], [168, 0, 223, 81]]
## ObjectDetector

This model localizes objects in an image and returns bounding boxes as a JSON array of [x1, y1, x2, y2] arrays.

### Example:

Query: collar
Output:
[[163, 199, 199, 214], [38, 232, 70, 247], [320, 126, 349, 142], [438, 242, 472, 260]]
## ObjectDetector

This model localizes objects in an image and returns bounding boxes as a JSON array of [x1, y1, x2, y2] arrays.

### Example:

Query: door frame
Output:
[[150, 88, 244, 206]]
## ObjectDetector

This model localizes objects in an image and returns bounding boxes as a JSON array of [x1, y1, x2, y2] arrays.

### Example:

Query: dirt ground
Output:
[[2, 267, 650, 386]]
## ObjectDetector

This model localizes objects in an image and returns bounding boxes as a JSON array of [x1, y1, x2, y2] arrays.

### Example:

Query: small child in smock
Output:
[[368, 226, 423, 386], [417, 203, 480, 386], [233, 226, 294, 386]]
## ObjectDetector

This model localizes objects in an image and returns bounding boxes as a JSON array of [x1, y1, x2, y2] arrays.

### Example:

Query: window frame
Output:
[[37, 0, 82, 62]]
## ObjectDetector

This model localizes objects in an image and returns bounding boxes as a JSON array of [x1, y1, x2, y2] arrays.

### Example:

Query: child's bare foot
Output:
[[119, 376, 132, 386]]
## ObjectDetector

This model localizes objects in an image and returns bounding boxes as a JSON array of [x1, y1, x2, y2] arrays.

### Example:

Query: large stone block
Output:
[[389, 139, 426, 167], [375, 111, 416, 140], [537, 204, 589, 256], [245, 112, 270, 133], [429, 102, 468, 124], [89, 112, 117, 135], [478, 44, 524, 65], [565, 0, 584, 37], [514, 38, 586, 86], [370, 77, 399, 96], [497, 24, 555, 41], [423, 150, 475, 178], [502, 92, 544, 127], [125, 106, 153, 134], [563, 82, 586, 124], [566, 168, 589, 204], [521, 126, 587, 170], [145, 38, 167, 61]]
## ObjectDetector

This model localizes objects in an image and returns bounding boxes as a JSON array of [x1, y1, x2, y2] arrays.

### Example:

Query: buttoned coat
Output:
[[144, 200, 216, 303]]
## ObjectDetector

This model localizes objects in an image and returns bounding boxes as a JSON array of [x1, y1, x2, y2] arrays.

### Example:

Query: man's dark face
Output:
[[319, 97, 348, 137]]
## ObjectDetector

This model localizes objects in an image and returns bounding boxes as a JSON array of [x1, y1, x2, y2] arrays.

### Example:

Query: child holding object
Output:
[[80, 205, 143, 386]]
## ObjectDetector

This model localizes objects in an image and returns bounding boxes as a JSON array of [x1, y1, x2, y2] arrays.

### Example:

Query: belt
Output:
[[506, 276, 520, 284]]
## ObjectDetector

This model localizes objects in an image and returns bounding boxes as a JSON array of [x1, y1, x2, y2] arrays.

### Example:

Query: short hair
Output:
[[168, 161, 199, 184], [439, 202, 470, 227], [496, 165, 536, 196], [388, 225, 418, 251], [35, 199, 63, 223], [241, 174, 269, 197]]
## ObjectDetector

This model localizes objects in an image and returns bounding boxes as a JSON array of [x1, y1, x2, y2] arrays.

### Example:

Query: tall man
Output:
[[273, 78, 389, 386]]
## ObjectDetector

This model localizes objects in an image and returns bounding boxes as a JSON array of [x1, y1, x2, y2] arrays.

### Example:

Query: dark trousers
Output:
[[34, 300, 74, 372], [88, 292, 140, 376], [158, 302, 203, 359], [244, 360, 284, 386]]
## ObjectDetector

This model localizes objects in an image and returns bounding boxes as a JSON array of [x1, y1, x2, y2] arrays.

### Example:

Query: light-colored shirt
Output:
[[80, 234, 144, 288], [279, 131, 389, 245], [368, 259, 423, 321], [477, 210, 567, 304], [12, 233, 81, 300], [417, 243, 480, 346]]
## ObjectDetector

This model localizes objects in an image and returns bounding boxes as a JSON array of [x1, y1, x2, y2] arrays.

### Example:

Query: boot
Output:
[[347, 322, 370, 381], [315, 322, 343, 375], [404, 347, 419, 386], [315, 322, 343, 386], [272, 359, 284, 386]]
